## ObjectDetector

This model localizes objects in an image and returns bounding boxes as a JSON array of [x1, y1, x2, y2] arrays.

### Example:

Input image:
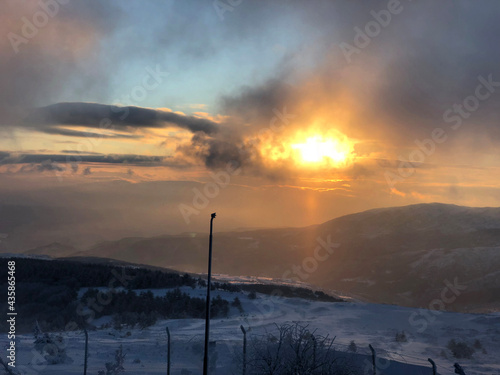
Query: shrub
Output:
[[248, 290, 257, 300], [34, 332, 71, 364], [473, 339, 482, 349], [348, 341, 357, 353], [211, 295, 230, 318], [447, 339, 475, 359], [33, 323, 71, 365], [247, 323, 361, 375], [395, 331, 407, 343], [231, 297, 243, 313], [98, 345, 125, 375]]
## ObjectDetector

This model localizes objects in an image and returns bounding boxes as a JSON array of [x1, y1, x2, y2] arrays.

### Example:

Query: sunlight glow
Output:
[[291, 135, 349, 164], [257, 128, 355, 169]]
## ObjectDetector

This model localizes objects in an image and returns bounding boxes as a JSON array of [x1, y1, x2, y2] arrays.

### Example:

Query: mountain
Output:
[[24, 242, 78, 258], [25, 203, 500, 312]]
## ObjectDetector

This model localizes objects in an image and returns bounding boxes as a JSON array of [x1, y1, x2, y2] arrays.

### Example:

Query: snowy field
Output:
[[11, 285, 500, 375]]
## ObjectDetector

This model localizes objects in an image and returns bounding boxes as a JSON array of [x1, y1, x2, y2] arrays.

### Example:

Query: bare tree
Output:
[[246, 323, 360, 375]]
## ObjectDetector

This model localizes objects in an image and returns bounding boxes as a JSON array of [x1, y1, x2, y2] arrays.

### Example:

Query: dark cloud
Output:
[[21, 160, 66, 173], [180, 0, 500, 176], [61, 150, 102, 155], [39, 126, 142, 139], [24, 102, 219, 136], [0, 152, 173, 167]]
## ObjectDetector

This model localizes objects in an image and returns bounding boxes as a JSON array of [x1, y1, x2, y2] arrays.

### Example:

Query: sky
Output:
[[1, 0, 500, 250]]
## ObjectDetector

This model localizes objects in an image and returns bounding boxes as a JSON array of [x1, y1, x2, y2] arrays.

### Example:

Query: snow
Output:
[[11, 285, 500, 375]]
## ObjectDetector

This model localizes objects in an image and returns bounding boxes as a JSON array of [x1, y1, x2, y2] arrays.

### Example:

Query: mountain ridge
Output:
[[22, 202, 500, 312]]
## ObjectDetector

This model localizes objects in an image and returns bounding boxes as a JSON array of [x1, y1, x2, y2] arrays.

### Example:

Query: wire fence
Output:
[[100, 327, 462, 374], [15, 325, 474, 375]]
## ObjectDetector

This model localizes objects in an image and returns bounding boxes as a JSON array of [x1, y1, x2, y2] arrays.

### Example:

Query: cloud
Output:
[[0, 151, 189, 170], [23, 102, 219, 137], [0, 0, 123, 127], [174, 0, 500, 179], [39, 126, 142, 139], [3, 0, 500, 185], [20, 160, 66, 173]]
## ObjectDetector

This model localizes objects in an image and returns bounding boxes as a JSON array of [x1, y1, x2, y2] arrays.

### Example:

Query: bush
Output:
[[447, 339, 475, 359], [34, 331, 71, 365], [246, 323, 361, 375], [348, 341, 357, 353], [248, 290, 257, 300], [98, 345, 125, 375], [395, 331, 407, 343], [473, 339, 483, 349], [211, 295, 229, 318], [231, 297, 243, 313]]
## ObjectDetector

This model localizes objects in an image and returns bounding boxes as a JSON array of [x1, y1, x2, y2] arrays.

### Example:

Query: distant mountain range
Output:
[[24, 203, 500, 312]]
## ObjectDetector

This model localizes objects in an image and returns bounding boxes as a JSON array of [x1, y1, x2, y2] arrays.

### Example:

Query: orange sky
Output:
[[2, 1, 500, 249]]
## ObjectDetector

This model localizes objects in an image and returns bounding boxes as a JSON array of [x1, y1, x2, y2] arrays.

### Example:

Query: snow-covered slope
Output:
[[14, 285, 500, 375]]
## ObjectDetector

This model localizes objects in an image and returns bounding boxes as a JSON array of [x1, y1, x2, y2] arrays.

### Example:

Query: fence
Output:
[[8, 324, 478, 375]]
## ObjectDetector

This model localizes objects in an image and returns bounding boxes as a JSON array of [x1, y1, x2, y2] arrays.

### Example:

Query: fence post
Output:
[[166, 327, 171, 375], [0, 357, 17, 375], [369, 344, 376, 375], [454, 363, 466, 375], [84, 328, 88, 375], [312, 335, 317, 365], [240, 325, 247, 375], [428, 358, 436, 375]]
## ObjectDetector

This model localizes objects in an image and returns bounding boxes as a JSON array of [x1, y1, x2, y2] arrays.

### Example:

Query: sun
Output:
[[256, 128, 354, 168], [291, 135, 349, 164], [290, 134, 352, 166]]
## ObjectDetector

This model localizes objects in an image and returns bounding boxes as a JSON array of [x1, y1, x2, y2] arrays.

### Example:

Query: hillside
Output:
[[2, 257, 499, 375], [25, 203, 500, 312]]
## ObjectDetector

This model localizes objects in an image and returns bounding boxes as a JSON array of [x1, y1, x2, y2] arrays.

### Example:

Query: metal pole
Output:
[[84, 328, 88, 375], [454, 363, 466, 375], [203, 212, 216, 375], [428, 358, 436, 375], [166, 327, 171, 375], [240, 325, 247, 375], [369, 344, 376, 375]]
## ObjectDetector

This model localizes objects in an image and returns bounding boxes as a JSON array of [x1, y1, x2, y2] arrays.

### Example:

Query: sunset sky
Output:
[[2, 0, 500, 250]]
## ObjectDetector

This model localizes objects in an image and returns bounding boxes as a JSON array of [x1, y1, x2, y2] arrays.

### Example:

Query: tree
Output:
[[33, 330, 71, 365], [348, 341, 357, 353], [231, 297, 243, 313], [248, 323, 360, 375], [98, 345, 125, 375]]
